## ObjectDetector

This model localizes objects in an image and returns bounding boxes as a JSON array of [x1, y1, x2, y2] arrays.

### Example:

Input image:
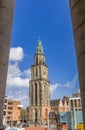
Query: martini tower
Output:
[[29, 40, 50, 124]]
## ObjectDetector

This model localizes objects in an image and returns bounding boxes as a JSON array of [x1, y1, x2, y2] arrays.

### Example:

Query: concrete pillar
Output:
[[77, 99, 79, 110], [0, 0, 15, 129], [69, 0, 85, 127]]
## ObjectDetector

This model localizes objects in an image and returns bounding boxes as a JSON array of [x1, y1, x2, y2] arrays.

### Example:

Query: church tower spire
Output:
[[36, 39, 44, 54], [29, 40, 50, 124], [34, 40, 45, 65]]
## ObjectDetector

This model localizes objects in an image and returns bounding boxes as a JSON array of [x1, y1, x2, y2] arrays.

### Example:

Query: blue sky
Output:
[[6, 0, 79, 107]]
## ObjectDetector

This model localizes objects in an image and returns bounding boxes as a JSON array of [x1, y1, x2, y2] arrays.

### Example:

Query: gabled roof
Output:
[[62, 100, 65, 105], [50, 99, 61, 106], [63, 96, 69, 101], [62, 96, 70, 105]]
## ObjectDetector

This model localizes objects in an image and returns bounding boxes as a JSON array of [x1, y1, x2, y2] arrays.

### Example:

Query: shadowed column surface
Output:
[[0, 0, 15, 129], [69, 0, 85, 128]]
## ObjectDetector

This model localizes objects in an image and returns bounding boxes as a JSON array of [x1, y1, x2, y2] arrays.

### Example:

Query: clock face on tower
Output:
[[43, 69, 47, 78]]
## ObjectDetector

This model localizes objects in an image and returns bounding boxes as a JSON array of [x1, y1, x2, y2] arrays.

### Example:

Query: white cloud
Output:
[[7, 76, 29, 88], [8, 62, 21, 78], [7, 62, 30, 87], [7, 62, 30, 88], [17, 95, 29, 108], [50, 82, 70, 95], [9, 47, 24, 61], [61, 82, 71, 87], [6, 46, 30, 107], [6, 87, 29, 108], [6, 61, 30, 107], [23, 69, 31, 79], [50, 72, 78, 95], [50, 84, 58, 94]]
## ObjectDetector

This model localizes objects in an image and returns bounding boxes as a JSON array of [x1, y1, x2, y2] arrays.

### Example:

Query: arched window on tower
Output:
[[35, 108, 38, 123], [36, 67, 38, 78], [31, 84, 33, 106], [36, 56, 38, 64], [39, 66, 41, 78], [32, 68, 34, 80], [39, 82, 42, 106], [35, 83, 37, 106], [44, 83, 48, 104]]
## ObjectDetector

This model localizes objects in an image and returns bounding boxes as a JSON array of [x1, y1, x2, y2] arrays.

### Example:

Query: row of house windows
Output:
[[8, 107, 13, 110], [70, 99, 81, 107], [7, 116, 12, 120], [8, 102, 13, 105], [8, 112, 12, 115]]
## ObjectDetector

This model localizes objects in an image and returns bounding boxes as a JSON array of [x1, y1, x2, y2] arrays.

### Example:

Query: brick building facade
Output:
[[3, 97, 21, 125], [50, 97, 70, 114]]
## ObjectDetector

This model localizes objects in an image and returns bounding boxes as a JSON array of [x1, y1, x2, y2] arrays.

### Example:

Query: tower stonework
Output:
[[29, 40, 50, 124]]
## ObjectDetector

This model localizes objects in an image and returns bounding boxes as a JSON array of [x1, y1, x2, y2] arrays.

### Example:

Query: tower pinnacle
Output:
[[36, 39, 44, 54]]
